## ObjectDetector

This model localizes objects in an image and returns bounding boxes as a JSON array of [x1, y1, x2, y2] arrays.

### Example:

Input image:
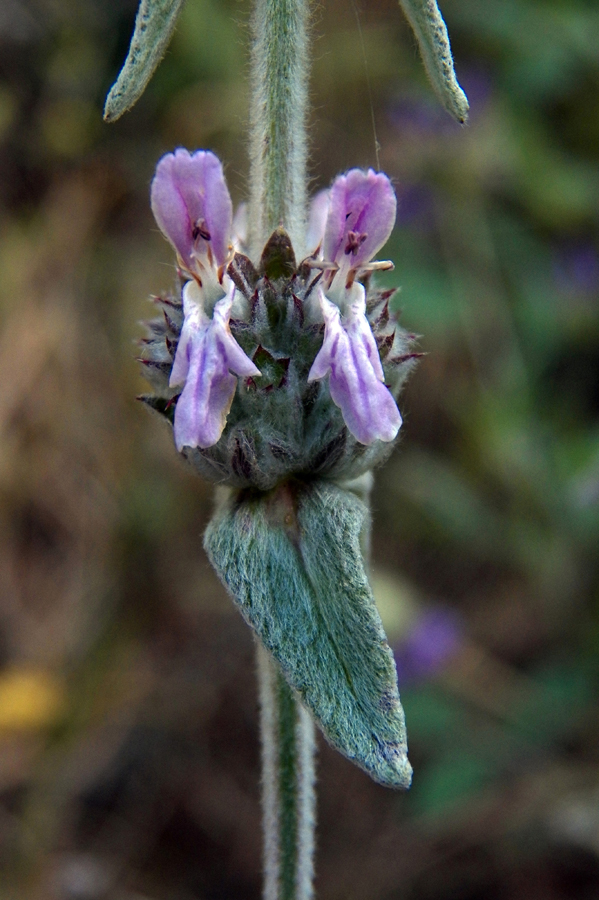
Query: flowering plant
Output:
[[106, 0, 467, 894], [140, 147, 420, 786]]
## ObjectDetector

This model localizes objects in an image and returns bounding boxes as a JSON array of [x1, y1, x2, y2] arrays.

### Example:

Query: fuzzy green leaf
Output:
[[205, 480, 412, 789], [104, 0, 186, 122], [398, 0, 469, 123]]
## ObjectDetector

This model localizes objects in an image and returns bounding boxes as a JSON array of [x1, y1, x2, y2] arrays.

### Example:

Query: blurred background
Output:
[[0, 0, 598, 897]]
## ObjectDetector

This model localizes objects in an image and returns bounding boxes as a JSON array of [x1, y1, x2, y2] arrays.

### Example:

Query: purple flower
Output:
[[170, 281, 260, 450], [308, 286, 402, 445], [321, 168, 396, 285], [151, 149, 259, 450], [151, 148, 233, 279], [307, 169, 401, 445]]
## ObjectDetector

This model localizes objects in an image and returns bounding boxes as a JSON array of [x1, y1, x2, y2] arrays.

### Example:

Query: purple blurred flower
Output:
[[152, 149, 259, 450], [307, 169, 401, 445], [388, 68, 492, 136], [388, 97, 452, 136], [151, 148, 233, 280], [395, 183, 436, 232], [394, 608, 462, 684], [459, 66, 493, 115], [553, 242, 599, 299], [170, 281, 260, 450]]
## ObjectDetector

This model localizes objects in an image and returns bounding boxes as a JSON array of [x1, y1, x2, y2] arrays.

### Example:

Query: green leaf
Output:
[[205, 480, 412, 789], [398, 0, 469, 123], [103, 0, 186, 122]]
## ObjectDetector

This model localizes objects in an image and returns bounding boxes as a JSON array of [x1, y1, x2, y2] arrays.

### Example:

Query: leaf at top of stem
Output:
[[104, 0, 186, 123], [398, 0, 469, 124]]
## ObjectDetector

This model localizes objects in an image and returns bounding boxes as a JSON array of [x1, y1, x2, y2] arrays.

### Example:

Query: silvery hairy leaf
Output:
[[104, 0, 186, 122], [204, 479, 412, 789], [398, 0, 469, 123]]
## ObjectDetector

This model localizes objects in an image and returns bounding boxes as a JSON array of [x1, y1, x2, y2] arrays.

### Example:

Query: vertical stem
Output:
[[248, 0, 313, 893], [258, 644, 316, 900], [248, 0, 309, 256]]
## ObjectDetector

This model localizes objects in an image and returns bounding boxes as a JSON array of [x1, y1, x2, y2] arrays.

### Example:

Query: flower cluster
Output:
[[140, 148, 419, 489]]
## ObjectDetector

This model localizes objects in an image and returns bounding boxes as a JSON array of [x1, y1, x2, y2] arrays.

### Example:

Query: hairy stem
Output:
[[248, 0, 314, 893], [258, 644, 316, 900], [248, 0, 309, 256]]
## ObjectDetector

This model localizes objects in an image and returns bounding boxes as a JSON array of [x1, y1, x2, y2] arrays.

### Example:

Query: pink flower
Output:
[[308, 286, 401, 445], [308, 169, 396, 287], [151, 148, 233, 280], [307, 169, 401, 445], [151, 149, 259, 449], [170, 282, 260, 450]]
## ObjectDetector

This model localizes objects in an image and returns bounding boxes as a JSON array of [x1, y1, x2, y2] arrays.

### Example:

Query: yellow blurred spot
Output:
[[40, 98, 97, 157], [0, 668, 65, 732], [371, 569, 420, 642]]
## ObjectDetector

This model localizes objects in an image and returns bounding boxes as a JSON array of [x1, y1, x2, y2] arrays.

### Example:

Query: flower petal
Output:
[[169, 284, 205, 388], [171, 282, 260, 450], [344, 284, 384, 382], [308, 290, 401, 445], [306, 188, 330, 256], [151, 148, 233, 272], [323, 169, 396, 271], [174, 350, 238, 450], [211, 291, 262, 379]]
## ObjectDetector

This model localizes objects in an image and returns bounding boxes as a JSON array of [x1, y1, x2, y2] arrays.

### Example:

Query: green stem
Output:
[[258, 644, 316, 900], [248, 0, 309, 257], [248, 0, 314, 893]]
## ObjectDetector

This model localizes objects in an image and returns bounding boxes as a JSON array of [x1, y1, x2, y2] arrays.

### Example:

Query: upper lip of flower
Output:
[[151, 148, 234, 283], [306, 167, 397, 293]]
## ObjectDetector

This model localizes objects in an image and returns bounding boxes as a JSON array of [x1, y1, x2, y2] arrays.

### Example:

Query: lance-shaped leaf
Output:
[[205, 480, 412, 789], [398, 0, 469, 124], [104, 0, 186, 122]]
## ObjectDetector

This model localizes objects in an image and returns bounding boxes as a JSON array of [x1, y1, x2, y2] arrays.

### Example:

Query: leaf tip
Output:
[[378, 747, 413, 789], [450, 85, 469, 126], [102, 0, 186, 123], [398, 0, 469, 125], [102, 91, 120, 123]]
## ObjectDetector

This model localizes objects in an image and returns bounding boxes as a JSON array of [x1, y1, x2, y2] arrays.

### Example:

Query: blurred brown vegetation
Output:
[[0, 0, 598, 898]]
